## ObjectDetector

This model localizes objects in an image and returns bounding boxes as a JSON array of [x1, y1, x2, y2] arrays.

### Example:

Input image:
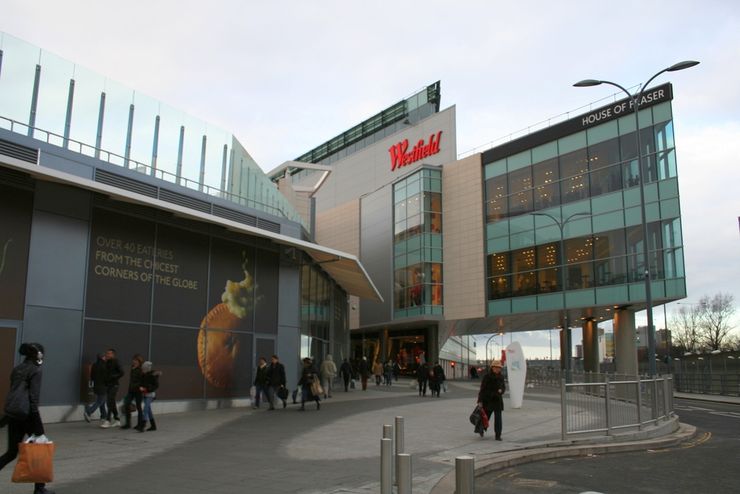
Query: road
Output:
[[476, 398, 740, 493]]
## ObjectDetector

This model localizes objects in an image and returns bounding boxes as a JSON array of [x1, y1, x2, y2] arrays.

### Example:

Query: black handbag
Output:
[[4, 380, 30, 420], [276, 387, 289, 400]]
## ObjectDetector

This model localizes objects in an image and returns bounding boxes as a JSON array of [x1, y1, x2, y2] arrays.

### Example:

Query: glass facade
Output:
[[0, 32, 305, 227], [484, 101, 685, 311], [393, 168, 443, 317], [300, 262, 349, 362]]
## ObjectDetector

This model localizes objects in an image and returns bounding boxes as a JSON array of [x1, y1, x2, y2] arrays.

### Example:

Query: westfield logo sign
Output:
[[389, 131, 442, 171]]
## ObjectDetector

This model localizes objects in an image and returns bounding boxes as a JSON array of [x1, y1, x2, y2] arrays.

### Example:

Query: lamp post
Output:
[[531, 211, 591, 382], [574, 60, 699, 377], [485, 333, 497, 369]]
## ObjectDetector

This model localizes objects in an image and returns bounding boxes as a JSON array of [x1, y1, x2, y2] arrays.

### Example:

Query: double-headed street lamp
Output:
[[574, 60, 699, 377], [531, 211, 591, 381]]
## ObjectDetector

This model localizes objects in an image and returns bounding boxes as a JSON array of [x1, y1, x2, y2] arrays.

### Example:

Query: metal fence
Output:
[[673, 373, 740, 396], [560, 374, 674, 441]]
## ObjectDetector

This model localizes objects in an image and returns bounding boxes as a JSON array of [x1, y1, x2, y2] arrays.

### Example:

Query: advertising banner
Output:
[[505, 341, 527, 409]]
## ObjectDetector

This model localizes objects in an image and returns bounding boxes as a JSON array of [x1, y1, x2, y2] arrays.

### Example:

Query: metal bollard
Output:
[[397, 453, 412, 494], [455, 455, 475, 494], [395, 416, 404, 486], [383, 424, 394, 484], [380, 438, 392, 494]]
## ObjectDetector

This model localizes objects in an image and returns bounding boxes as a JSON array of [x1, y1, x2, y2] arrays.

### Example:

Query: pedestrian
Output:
[[392, 361, 400, 381], [137, 361, 160, 432], [101, 348, 124, 428], [319, 354, 337, 399], [358, 356, 370, 391], [253, 357, 270, 408], [383, 361, 393, 386], [297, 358, 320, 411], [0, 342, 55, 494], [83, 353, 108, 422], [120, 354, 144, 430], [372, 359, 383, 386], [416, 362, 429, 397], [339, 358, 353, 392], [266, 355, 287, 410], [431, 361, 445, 397], [477, 360, 506, 440]]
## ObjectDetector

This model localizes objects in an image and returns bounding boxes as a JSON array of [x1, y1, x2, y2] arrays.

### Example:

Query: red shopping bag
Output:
[[12, 442, 55, 483], [479, 407, 490, 430]]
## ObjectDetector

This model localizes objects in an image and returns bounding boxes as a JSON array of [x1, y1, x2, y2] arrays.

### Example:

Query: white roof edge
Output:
[[266, 160, 332, 180], [0, 153, 383, 302]]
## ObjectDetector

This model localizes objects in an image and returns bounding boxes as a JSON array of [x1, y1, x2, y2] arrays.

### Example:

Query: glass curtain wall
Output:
[[393, 168, 443, 317], [484, 102, 682, 301], [0, 31, 305, 228], [300, 262, 348, 362]]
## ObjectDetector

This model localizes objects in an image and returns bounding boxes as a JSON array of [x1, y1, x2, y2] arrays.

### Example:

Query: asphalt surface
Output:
[[475, 398, 740, 493]]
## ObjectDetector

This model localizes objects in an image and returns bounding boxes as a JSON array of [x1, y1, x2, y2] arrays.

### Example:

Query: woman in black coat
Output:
[[0, 342, 54, 494], [297, 358, 320, 411], [477, 360, 506, 440]]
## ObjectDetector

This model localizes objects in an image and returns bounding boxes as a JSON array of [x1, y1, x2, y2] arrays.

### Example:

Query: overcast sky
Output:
[[3, 0, 739, 358]]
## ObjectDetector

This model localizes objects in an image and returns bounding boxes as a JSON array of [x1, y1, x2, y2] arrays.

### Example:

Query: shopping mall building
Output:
[[1, 32, 686, 418]]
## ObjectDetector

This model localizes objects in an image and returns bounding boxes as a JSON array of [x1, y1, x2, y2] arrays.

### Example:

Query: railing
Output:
[[673, 373, 740, 397], [560, 373, 674, 441], [0, 114, 301, 224]]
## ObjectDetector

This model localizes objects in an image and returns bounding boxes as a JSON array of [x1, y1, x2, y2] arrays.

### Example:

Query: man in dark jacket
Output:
[[266, 354, 287, 410], [477, 360, 506, 440], [339, 358, 353, 392], [121, 354, 144, 430], [0, 342, 55, 494], [83, 353, 108, 422], [253, 357, 270, 409], [101, 348, 124, 428]]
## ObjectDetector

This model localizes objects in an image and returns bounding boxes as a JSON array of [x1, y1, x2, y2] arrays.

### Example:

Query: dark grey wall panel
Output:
[[277, 325, 300, 387], [25, 210, 89, 310], [359, 186, 392, 325], [33, 181, 91, 220], [22, 306, 83, 406]]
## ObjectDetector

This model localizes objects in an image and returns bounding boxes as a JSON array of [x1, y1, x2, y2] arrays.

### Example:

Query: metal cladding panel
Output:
[[359, 186, 393, 326], [314, 106, 457, 214]]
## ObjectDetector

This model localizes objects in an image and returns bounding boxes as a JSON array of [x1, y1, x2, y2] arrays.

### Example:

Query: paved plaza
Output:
[[0, 380, 693, 493]]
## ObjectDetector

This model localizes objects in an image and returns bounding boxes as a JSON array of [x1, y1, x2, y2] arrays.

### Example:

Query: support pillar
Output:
[[613, 308, 638, 377], [582, 319, 600, 373], [559, 328, 567, 371]]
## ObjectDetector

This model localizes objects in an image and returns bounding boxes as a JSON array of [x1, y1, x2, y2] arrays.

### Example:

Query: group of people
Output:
[[83, 349, 160, 432], [415, 361, 446, 397]]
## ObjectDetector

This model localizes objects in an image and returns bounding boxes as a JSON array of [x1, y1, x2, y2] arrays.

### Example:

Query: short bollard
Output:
[[395, 416, 404, 486], [397, 453, 412, 494], [381, 438, 392, 494], [383, 424, 394, 483], [455, 455, 475, 494]]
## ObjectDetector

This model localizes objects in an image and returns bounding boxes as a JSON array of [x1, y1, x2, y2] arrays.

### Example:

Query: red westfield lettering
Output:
[[389, 131, 442, 171]]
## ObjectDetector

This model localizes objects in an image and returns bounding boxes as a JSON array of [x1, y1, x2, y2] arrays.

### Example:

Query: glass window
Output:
[[67, 65, 105, 156], [565, 236, 594, 289], [511, 247, 536, 296], [128, 92, 159, 171], [588, 138, 622, 196], [593, 230, 627, 286], [0, 34, 39, 126], [485, 177, 508, 222], [559, 149, 589, 204], [99, 78, 134, 163], [34, 50, 74, 143], [536, 242, 559, 292], [533, 158, 559, 209], [487, 252, 510, 299], [508, 166, 533, 216]]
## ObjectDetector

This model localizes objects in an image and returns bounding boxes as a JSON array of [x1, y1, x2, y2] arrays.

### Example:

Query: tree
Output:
[[671, 304, 703, 354], [698, 293, 736, 351]]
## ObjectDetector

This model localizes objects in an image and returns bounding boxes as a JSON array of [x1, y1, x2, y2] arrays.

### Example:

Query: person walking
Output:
[[339, 358, 353, 392], [137, 361, 160, 432], [120, 354, 144, 430], [297, 358, 320, 411], [266, 355, 287, 410], [416, 362, 429, 397], [101, 348, 124, 428], [83, 353, 108, 422], [372, 359, 383, 386], [319, 354, 337, 399], [358, 356, 370, 391], [253, 357, 269, 409], [383, 361, 393, 386], [0, 342, 55, 494], [431, 361, 445, 397], [477, 360, 506, 440]]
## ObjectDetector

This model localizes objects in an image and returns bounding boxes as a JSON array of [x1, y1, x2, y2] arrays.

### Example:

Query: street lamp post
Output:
[[574, 60, 699, 377], [531, 211, 591, 382], [485, 333, 497, 369]]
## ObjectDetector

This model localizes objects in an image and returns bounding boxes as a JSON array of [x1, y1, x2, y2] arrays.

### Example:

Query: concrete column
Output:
[[613, 308, 638, 377], [582, 319, 600, 373]]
